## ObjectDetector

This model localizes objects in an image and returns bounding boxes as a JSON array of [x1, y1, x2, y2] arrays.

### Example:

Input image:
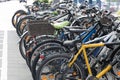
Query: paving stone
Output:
[[0, 60, 2, 68], [7, 31, 33, 80], [0, 70, 1, 78], [0, 33, 4, 35], [7, 75, 32, 80], [0, 50, 2, 57], [0, 44, 3, 49], [0, 35, 3, 37], [0, 40, 3, 43], [0, 35, 4, 37]]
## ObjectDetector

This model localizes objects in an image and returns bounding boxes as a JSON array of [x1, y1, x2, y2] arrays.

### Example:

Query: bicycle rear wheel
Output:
[[12, 10, 27, 28], [16, 15, 34, 37]]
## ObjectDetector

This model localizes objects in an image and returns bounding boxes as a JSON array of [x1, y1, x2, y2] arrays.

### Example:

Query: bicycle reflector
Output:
[[39, 55, 45, 60], [41, 75, 48, 80], [117, 71, 120, 76]]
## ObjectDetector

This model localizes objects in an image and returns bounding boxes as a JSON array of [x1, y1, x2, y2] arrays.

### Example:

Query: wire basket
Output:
[[27, 19, 55, 36]]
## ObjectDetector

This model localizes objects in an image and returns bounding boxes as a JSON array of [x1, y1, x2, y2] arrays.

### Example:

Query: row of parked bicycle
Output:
[[12, 0, 120, 80]]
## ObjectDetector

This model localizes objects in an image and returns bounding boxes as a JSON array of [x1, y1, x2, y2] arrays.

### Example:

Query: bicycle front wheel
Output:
[[36, 54, 86, 80]]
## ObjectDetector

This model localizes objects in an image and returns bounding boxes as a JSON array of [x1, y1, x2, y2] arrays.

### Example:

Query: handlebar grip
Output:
[[105, 42, 120, 46]]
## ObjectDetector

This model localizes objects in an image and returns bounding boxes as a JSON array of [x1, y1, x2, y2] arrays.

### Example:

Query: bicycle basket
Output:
[[27, 20, 55, 36]]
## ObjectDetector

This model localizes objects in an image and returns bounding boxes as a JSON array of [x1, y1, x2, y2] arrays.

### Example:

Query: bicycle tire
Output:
[[31, 46, 68, 79], [12, 10, 27, 28], [26, 39, 63, 67], [36, 54, 86, 80], [19, 31, 30, 59], [27, 39, 67, 66], [16, 15, 35, 37], [19, 32, 55, 60], [25, 36, 57, 67]]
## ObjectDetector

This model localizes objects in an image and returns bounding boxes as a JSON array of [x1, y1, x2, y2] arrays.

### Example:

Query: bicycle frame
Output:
[[92, 31, 118, 57], [68, 42, 120, 79]]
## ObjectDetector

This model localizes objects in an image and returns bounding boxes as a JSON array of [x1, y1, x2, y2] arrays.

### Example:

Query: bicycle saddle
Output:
[[51, 21, 70, 29]]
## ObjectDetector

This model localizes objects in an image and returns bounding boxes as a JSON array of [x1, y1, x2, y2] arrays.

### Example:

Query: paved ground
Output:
[[7, 31, 33, 80], [0, 1, 33, 80], [0, 31, 4, 79]]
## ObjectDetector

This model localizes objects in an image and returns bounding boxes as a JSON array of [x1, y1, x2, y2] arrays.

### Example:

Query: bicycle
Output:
[[34, 23, 120, 80], [36, 40, 120, 80], [30, 20, 120, 80]]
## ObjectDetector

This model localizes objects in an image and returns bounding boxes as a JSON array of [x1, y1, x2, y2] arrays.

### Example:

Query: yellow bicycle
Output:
[[36, 42, 120, 80]]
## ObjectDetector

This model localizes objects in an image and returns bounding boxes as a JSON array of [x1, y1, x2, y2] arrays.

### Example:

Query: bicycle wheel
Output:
[[12, 10, 27, 28], [19, 31, 31, 59], [26, 39, 63, 67], [31, 46, 68, 79], [27, 39, 66, 65], [36, 54, 86, 80], [25, 36, 57, 67], [16, 15, 35, 37]]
